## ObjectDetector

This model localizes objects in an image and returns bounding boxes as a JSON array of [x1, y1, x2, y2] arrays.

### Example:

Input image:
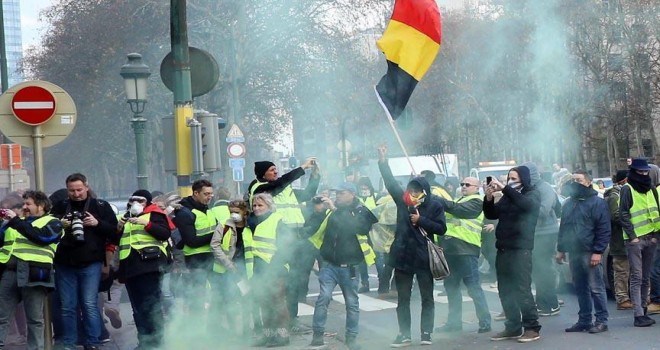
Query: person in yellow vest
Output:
[[356, 177, 378, 293], [115, 190, 172, 349], [210, 186, 232, 224], [434, 177, 492, 334], [307, 182, 377, 350], [246, 193, 295, 348], [248, 158, 320, 332], [421, 170, 453, 200], [0, 190, 63, 350], [209, 199, 251, 339], [171, 179, 217, 315], [619, 158, 660, 327]]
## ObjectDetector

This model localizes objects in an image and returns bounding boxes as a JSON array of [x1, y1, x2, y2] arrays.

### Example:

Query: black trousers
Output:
[[125, 272, 164, 348], [286, 239, 318, 321], [394, 268, 435, 336], [532, 234, 559, 311], [496, 249, 541, 333]]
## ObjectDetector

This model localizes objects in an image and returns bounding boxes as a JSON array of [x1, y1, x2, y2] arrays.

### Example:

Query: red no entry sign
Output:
[[11, 86, 57, 126]]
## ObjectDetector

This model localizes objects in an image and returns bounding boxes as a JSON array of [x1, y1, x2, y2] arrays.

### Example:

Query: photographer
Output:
[[115, 190, 172, 349], [0, 191, 63, 350], [50, 173, 118, 350]]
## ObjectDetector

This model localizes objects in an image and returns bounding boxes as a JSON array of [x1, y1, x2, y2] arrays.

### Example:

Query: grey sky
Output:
[[20, 0, 55, 50]]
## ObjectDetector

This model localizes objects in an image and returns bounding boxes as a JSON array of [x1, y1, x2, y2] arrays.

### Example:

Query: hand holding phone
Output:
[[486, 176, 493, 185]]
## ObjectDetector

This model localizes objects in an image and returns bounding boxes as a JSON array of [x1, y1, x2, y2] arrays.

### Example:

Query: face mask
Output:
[[507, 180, 522, 189], [129, 203, 144, 216], [360, 190, 371, 197], [403, 190, 425, 207], [230, 213, 243, 223]]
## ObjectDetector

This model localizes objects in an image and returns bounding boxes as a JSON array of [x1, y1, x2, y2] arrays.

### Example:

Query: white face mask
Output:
[[507, 180, 522, 189], [230, 213, 243, 223], [359, 190, 371, 197], [129, 203, 144, 216]]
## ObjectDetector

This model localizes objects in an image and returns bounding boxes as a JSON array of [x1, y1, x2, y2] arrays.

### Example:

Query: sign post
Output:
[[226, 124, 245, 196]]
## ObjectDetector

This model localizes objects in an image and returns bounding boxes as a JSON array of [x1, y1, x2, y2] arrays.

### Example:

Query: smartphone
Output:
[[486, 176, 493, 185]]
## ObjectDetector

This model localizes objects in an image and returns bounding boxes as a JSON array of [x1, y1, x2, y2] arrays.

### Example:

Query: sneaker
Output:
[[308, 333, 324, 349], [346, 336, 362, 350], [390, 334, 412, 348], [517, 330, 540, 343], [478, 325, 492, 334], [565, 323, 592, 332], [588, 323, 608, 334], [490, 329, 523, 341], [617, 301, 634, 310], [420, 332, 432, 345], [358, 285, 370, 293], [634, 316, 655, 327], [538, 307, 560, 317], [104, 308, 123, 329], [648, 302, 660, 314], [494, 312, 506, 321]]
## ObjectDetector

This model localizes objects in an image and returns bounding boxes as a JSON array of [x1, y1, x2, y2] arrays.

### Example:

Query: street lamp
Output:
[[120, 53, 151, 190]]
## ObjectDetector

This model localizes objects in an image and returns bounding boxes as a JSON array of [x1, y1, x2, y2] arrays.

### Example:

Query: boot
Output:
[[345, 335, 362, 350], [266, 328, 290, 348], [251, 328, 271, 347]]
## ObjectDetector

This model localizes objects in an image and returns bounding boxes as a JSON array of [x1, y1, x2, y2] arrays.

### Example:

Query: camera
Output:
[[0, 209, 9, 217], [66, 211, 86, 242], [312, 196, 324, 204]]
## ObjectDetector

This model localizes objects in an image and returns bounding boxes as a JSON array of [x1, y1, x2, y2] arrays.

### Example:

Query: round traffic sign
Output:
[[11, 86, 57, 125], [227, 143, 246, 158]]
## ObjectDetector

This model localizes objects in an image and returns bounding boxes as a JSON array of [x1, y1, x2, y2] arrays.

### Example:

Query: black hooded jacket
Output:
[[379, 160, 447, 273], [483, 166, 541, 250]]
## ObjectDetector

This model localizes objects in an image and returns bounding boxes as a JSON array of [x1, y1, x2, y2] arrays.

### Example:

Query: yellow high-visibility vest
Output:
[[625, 184, 660, 239], [250, 181, 305, 227], [119, 213, 168, 260], [444, 194, 483, 248], [309, 212, 376, 266], [1, 215, 61, 264], [182, 208, 218, 256]]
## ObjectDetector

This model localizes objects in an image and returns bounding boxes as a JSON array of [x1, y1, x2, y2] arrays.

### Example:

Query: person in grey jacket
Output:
[[523, 162, 561, 316]]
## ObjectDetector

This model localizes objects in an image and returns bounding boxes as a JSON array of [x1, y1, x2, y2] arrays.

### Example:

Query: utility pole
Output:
[[171, 0, 194, 196]]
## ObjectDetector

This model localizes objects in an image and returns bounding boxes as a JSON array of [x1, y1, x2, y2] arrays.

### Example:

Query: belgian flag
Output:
[[375, 0, 442, 120]]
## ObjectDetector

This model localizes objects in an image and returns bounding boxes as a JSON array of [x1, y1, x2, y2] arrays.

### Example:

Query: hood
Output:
[[650, 164, 660, 187], [407, 176, 431, 198], [511, 165, 532, 189], [180, 196, 208, 212], [522, 162, 541, 186]]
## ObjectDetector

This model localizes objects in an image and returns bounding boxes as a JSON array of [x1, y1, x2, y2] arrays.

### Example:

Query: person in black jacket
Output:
[[308, 182, 377, 350], [556, 170, 611, 334], [377, 146, 447, 348], [50, 173, 118, 350], [484, 165, 541, 343], [115, 190, 172, 349]]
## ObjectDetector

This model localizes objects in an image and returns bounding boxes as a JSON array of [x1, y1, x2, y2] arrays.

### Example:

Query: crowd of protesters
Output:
[[2, 154, 660, 349]]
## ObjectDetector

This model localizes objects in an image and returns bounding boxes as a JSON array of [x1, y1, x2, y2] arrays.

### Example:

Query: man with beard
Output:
[[619, 158, 660, 327]]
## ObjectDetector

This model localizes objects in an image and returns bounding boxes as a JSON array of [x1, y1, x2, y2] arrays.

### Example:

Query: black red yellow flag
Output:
[[375, 0, 442, 120]]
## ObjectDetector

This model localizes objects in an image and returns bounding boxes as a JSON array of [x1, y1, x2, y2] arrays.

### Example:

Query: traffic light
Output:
[[196, 110, 224, 172]]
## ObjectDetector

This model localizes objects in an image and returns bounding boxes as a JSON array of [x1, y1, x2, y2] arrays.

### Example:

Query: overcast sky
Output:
[[20, 0, 56, 50]]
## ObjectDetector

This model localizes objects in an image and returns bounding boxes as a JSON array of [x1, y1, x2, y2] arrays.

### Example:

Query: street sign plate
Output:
[[227, 124, 244, 138], [225, 136, 245, 143], [229, 158, 245, 168], [11, 86, 57, 126], [227, 142, 246, 158], [232, 167, 244, 182]]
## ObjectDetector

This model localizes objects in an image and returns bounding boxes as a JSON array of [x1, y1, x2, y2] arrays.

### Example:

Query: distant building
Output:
[[2, 0, 24, 87]]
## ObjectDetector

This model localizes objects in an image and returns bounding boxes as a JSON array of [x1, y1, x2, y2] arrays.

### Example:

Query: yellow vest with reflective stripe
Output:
[[445, 194, 483, 248], [625, 184, 660, 239], [359, 196, 377, 210], [1, 215, 61, 264], [119, 213, 168, 260], [250, 181, 305, 227], [212, 225, 240, 274], [432, 186, 453, 200], [245, 212, 288, 279], [243, 226, 255, 279], [210, 206, 231, 225], [309, 212, 376, 266], [182, 208, 217, 256]]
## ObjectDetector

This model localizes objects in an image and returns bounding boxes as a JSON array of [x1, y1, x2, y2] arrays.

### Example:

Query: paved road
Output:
[[6, 272, 660, 349]]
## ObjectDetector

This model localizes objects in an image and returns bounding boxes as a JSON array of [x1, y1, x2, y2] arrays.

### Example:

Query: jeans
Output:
[[649, 245, 660, 303], [394, 268, 435, 336], [312, 263, 359, 337], [0, 269, 48, 350], [55, 262, 103, 347], [569, 252, 609, 325], [444, 255, 491, 328], [612, 256, 631, 304], [626, 237, 657, 316], [496, 249, 541, 333], [532, 234, 559, 311], [125, 272, 164, 348]]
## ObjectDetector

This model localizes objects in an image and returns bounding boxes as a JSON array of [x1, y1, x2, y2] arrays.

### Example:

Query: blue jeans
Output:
[[55, 262, 103, 347], [649, 245, 660, 303], [444, 255, 491, 328], [312, 263, 359, 337], [569, 252, 609, 325]]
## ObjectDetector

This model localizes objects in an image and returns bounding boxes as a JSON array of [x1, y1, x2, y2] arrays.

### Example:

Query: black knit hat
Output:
[[614, 170, 628, 184], [254, 161, 276, 179], [131, 189, 152, 204]]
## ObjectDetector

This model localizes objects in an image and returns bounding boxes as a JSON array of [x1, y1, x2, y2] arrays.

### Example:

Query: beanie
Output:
[[131, 189, 153, 204], [254, 161, 276, 179], [614, 170, 628, 184]]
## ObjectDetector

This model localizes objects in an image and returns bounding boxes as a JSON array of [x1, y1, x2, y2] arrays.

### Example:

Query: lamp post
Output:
[[120, 53, 151, 190]]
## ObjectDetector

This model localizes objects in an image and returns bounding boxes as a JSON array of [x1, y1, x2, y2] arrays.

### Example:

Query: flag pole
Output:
[[374, 85, 417, 175]]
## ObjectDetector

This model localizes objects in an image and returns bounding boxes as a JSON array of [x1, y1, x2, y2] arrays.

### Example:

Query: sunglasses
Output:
[[460, 183, 478, 187]]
